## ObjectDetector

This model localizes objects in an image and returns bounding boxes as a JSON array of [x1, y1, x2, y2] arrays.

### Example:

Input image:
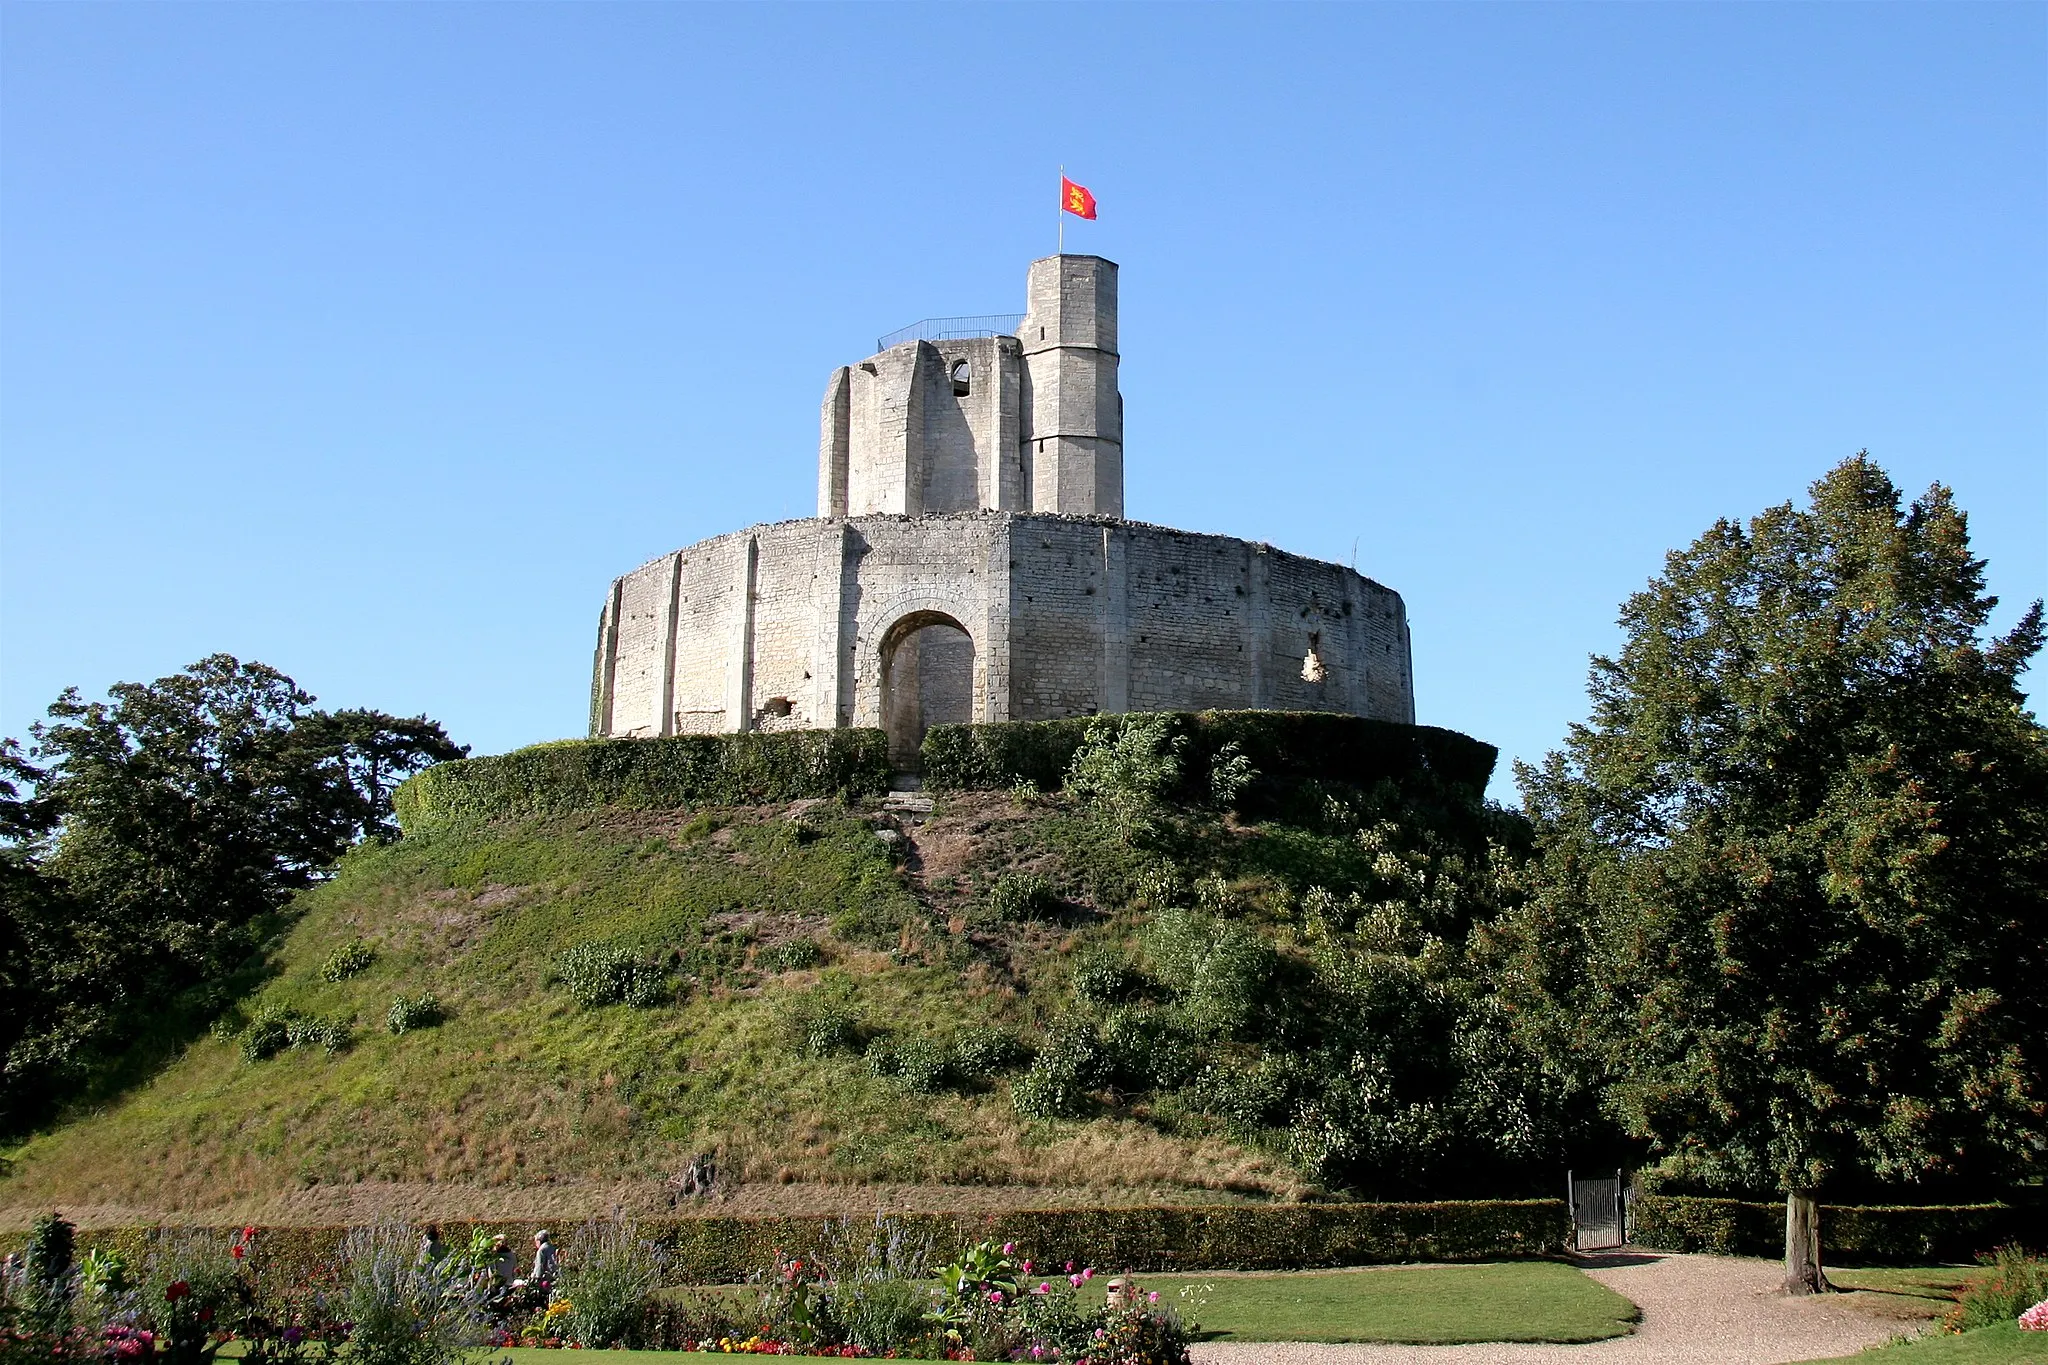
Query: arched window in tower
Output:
[[950, 360, 971, 397]]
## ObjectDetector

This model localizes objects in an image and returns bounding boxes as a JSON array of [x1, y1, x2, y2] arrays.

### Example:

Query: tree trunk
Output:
[[1783, 1191, 1831, 1294]]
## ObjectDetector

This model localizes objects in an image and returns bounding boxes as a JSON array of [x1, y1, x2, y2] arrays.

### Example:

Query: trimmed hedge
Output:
[[1632, 1196, 2042, 1262], [392, 729, 893, 836], [33, 1201, 1565, 1286], [922, 710, 1498, 806]]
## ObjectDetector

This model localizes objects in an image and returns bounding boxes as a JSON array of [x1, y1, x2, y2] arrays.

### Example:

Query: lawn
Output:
[[1804, 1321, 2047, 1363], [1086, 1259, 1638, 1344]]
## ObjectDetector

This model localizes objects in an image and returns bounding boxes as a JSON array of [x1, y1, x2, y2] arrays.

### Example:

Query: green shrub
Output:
[[866, 1035, 949, 1093], [20, 1213, 75, 1337], [240, 1005, 351, 1061], [1067, 713, 1187, 840], [1012, 1016, 1103, 1119], [285, 1014, 354, 1054], [35, 1201, 1571, 1285], [561, 1219, 668, 1349], [760, 938, 823, 972], [950, 1031, 1029, 1081], [922, 710, 1497, 811], [333, 1220, 490, 1365], [1632, 1196, 2040, 1262], [984, 871, 1062, 922], [781, 985, 862, 1058], [1946, 1245, 2048, 1331], [1208, 740, 1257, 807], [556, 943, 670, 1009], [392, 729, 892, 836], [1072, 953, 1145, 1007], [386, 993, 445, 1035], [321, 939, 376, 982]]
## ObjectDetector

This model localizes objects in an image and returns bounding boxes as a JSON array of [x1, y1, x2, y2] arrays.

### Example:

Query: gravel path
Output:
[[1191, 1252, 1930, 1365]]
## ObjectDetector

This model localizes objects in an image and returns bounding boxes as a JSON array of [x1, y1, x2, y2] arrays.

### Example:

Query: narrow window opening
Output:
[[950, 359, 970, 397], [1039, 327, 1046, 340]]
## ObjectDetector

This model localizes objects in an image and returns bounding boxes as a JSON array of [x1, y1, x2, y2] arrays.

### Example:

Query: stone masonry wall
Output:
[[593, 513, 1414, 748]]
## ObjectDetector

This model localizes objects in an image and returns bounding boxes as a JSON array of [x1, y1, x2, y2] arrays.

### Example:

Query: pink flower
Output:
[[1147, 1290, 1159, 1303], [1002, 1242, 1015, 1255], [1070, 1274, 1083, 1288], [1021, 1260, 1033, 1273], [1037, 1282, 1050, 1295], [1082, 1268, 1095, 1281], [2021, 1298, 2048, 1331], [987, 1289, 1004, 1303]]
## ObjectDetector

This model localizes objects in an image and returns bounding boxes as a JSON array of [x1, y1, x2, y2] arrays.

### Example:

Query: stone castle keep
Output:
[[590, 254, 1415, 764]]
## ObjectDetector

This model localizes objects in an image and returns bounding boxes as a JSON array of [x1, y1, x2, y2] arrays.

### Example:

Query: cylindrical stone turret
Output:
[[1019, 254, 1122, 518]]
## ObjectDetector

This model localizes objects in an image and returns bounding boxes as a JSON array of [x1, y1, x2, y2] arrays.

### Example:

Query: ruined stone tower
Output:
[[592, 254, 1415, 767], [818, 254, 1122, 519]]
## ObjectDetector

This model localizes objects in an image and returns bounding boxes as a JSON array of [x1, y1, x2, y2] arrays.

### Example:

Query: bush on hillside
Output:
[[921, 710, 1498, 812], [321, 939, 376, 982], [555, 944, 670, 1009], [391, 728, 892, 836], [386, 993, 444, 1035], [866, 1034, 949, 1093], [759, 937, 822, 972], [780, 983, 862, 1058], [949, 1030, 1029, 1083], [240, 1005, 351, 1062], [984, 870, 1061, 922]]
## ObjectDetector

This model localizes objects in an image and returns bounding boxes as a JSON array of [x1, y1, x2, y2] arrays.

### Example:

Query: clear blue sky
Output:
[[4, 3, 2042, 801]]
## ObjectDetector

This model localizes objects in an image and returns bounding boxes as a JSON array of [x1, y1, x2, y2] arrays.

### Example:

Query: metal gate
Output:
[[1568, 1169, 1627, 1250]]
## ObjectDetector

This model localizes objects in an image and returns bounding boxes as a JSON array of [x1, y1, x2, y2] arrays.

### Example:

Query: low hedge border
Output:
[[1632, 1196, 2041, 1262], [921, 710, 1498, 808], [392, 729, 893, 836], [26, 1201, 1566, 1285]]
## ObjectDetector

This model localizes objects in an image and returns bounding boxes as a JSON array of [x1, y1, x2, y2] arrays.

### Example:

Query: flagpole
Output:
[[1057, 165, 1065, 256]]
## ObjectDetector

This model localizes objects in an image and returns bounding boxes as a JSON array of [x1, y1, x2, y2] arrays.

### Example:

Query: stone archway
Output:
[[879, 610, 975, 770]]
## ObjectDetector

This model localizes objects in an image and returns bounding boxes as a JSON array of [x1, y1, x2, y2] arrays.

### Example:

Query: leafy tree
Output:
[[1509, 456, 2046, 1291], [0, 655, 463, 1133]]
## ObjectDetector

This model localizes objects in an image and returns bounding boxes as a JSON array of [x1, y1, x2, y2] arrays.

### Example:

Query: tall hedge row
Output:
[[33, 1201, 1564, 1285], [1631, 1196, 2042, 1262], [921, 710, 1498, 807], [391, 729, 893, 836]]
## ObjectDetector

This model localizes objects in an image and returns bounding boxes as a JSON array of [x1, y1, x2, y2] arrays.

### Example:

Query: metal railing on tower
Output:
[[876, 314, 1026, 352]]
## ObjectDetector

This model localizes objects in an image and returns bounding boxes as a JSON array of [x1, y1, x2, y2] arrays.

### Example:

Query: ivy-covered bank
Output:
[[392, 729, 893, 835], [922, 711, 1496, 811]]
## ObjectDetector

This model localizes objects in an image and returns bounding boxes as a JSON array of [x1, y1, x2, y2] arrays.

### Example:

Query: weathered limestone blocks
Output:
[[590, 513, 1414, 764], [590, 251, 1415, 765]]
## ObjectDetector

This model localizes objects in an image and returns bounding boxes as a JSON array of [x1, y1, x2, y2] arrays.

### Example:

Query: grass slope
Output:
[[1809, 1323, 2048, 1363], [4, 789, 1366, 1222], [1097, 1261, 1637, 1343]]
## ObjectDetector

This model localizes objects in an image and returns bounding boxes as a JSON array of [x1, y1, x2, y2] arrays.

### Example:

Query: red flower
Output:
[[166, 1281, 191, 1302], [198, 1308, 214, 1324], [241, 1225, 256, 1240], [231, 1244, 246, 1260]]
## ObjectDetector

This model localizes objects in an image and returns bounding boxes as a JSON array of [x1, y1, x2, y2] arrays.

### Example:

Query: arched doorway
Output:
[[879, 611, 974, 770]]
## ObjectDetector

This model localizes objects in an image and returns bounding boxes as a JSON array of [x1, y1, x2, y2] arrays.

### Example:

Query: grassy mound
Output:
[[1, 717, 1547, 1228]]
